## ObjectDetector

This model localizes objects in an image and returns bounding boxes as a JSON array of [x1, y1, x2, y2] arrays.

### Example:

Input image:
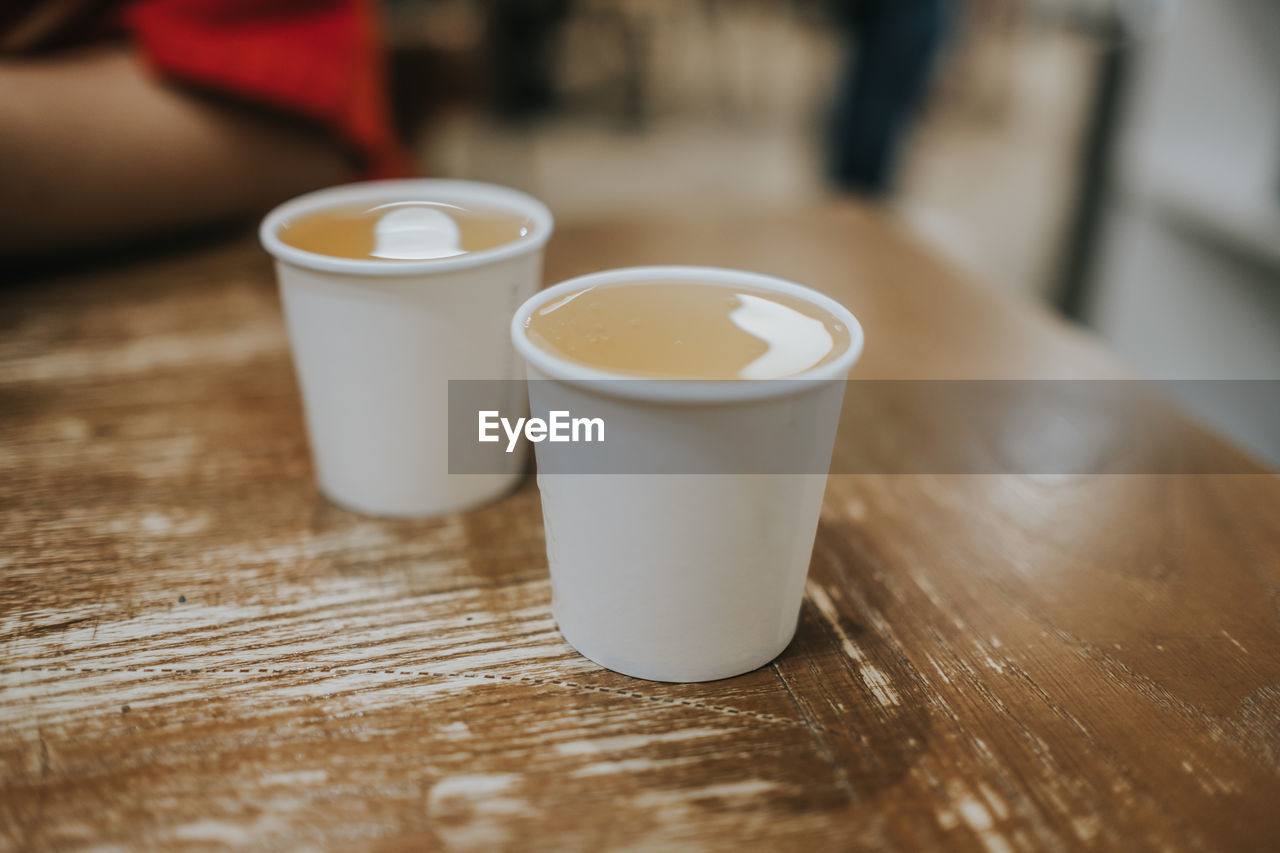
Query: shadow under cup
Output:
[[510, 266, 865, 682], [260, 179, 554, 518]]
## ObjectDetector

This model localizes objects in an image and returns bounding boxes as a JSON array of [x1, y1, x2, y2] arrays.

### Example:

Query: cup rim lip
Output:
[[509, 265, 865, 404], [259, 178, 554, 276]]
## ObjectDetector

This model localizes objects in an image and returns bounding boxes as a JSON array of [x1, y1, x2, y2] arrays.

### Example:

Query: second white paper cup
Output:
[[511, 266, 864, 682], [261, 179, 553, 517]]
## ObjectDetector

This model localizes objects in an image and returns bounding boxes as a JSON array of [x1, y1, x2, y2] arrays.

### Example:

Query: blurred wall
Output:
[[1083, 0, 1280, 462]]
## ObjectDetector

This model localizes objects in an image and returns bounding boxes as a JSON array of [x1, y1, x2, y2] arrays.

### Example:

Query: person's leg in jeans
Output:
[[828, 0, 951, 196]]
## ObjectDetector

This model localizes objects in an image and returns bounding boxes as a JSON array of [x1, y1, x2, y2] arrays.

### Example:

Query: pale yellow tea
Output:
[[525, 281, 852, 379], [276, 201, 532, 260]]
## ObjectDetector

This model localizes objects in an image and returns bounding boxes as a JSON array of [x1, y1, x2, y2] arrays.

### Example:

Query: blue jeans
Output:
[[828, 0, 951, 196]]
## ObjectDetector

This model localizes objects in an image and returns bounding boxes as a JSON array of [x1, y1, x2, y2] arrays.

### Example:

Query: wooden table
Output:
[[2, 205, 1278, 851]]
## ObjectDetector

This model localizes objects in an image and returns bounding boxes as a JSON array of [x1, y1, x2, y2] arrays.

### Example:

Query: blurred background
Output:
[[391, 0, 1280, 460], [2, 0, 1278, 460], [393, 0, 1086, 303]]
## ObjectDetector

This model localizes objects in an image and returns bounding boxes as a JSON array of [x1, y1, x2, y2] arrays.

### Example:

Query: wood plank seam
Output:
[[1, 665, 813, 729], [770, 662, 858, 801]]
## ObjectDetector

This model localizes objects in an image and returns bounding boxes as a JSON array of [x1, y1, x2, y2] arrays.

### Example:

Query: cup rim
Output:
[[510, 265, 865, 404], [259, 178, 554, 276]]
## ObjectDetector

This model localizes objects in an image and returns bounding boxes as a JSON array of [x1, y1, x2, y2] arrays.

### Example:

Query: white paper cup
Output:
[[261, 179, 553, 517], [510, 266, 864, 681]]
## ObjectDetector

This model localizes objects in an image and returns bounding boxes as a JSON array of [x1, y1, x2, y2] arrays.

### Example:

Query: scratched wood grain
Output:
[[2, 205, 1278, 851]]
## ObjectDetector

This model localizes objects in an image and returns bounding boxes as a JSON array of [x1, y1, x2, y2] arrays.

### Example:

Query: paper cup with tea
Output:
[[511, 266, 864, 681], [261, 179, 553, 517]]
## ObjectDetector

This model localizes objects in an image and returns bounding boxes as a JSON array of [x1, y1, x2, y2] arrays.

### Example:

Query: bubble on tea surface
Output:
[[370, 204, 464, 260]]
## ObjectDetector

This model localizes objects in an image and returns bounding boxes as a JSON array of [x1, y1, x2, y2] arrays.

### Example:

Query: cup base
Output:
[[554, 612, 797, 683], [317, 472, 525, 520]]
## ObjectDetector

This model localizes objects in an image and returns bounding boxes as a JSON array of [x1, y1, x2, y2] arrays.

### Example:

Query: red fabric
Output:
[[122, 0, 411, 178]]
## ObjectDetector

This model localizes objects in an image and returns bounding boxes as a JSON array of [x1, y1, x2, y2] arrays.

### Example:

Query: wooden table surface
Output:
[[2, 204, 1278, 851]]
